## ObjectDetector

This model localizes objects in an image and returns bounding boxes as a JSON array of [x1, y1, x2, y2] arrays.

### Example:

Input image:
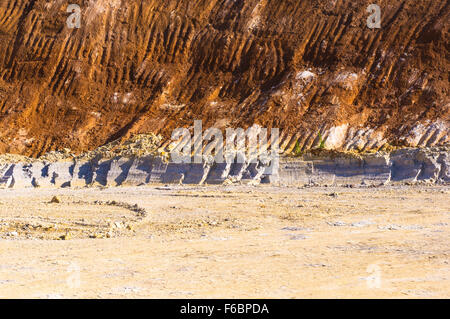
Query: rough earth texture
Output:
[[1, 145, 449, 189], [0, 185, 448, 298], [0, 0, 449, 157]]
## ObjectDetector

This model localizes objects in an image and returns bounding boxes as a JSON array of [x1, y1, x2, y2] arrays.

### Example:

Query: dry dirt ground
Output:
[[0, 185, 448, 298]]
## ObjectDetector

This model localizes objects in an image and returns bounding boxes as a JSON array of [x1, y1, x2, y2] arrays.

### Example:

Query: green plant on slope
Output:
[[293, 140, 302, 156], [318, 131, 325, 149]]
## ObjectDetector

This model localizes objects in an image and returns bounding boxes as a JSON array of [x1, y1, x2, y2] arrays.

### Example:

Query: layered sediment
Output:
[[1, 146, 448, 189]]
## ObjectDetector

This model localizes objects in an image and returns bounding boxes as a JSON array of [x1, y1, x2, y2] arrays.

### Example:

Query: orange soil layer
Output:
[[0, 0, 448, 157]]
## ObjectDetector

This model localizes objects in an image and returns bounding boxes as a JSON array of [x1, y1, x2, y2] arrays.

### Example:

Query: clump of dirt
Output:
[[75, 133, 164, 161], [0, 133, 165, 163], [38, 148, 77, 162], [0, 153, 32, 165]]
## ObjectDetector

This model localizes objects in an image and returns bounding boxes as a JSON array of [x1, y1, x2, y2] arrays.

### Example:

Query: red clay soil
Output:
[[0, 0, 448, 157]]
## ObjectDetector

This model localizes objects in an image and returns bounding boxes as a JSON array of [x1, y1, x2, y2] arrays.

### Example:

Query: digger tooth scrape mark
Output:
[[0, 0, 448, 156]]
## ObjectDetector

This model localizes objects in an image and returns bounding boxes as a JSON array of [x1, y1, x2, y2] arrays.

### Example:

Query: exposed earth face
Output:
[[0, 0, 448, 156], [0, 0, 448, 301], [0, 185, 449, 298]]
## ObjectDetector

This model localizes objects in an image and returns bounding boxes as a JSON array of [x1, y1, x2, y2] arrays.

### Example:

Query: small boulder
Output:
[[50, 196, 61, 204]]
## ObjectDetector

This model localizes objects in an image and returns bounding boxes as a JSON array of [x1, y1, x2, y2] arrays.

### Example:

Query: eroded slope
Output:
[[0, 0, 448, 156]]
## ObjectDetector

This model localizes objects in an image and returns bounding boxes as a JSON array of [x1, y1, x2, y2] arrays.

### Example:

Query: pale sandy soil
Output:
[[0, 185, 448, 298]]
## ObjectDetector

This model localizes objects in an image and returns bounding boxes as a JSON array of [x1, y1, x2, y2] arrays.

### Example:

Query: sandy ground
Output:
[[0, 185, 448, 298]]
